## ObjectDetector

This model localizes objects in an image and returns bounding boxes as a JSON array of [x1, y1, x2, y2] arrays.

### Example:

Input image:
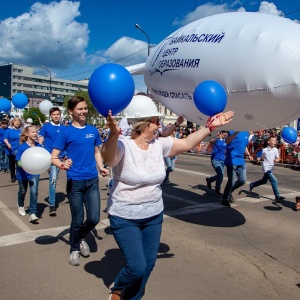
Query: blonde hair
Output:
[[11, 117, 22, 128], [131, 119, 151, 139], [20, 125, 36, 143]]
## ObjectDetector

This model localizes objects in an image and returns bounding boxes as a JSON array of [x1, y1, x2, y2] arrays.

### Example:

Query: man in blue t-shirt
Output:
[[38, 107, 65, 216], [206, 131, 227, 195], [221, 131, 253, 207], [51, 96, 109, 266]]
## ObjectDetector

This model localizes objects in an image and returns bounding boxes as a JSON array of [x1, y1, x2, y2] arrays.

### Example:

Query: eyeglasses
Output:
[[149, 119, 160, 126]]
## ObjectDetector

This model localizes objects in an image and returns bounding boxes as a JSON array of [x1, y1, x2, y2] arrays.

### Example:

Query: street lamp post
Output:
[[41, 65, 52, 100], [135, 23, 150, 94], [135, 23, 150, 56]]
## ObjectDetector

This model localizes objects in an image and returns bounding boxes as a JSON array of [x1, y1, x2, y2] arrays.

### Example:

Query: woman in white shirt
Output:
[[102, 96, 233, 300]]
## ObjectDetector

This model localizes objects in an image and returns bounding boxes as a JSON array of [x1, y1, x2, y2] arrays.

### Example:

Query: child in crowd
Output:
[[16, 125, 41, 222], [249, 136, 285, 201]]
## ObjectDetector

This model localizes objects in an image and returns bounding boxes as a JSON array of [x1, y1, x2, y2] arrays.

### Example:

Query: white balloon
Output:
[[141, 12, 300, 130], [39, 100, 53, 115], [21, 147, 52, 174]]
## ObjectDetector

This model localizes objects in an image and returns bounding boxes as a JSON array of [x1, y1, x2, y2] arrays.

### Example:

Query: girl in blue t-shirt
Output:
[[51, 96, 109, 266], [16, 125, 41, 222], [4, 117, 22, 183]]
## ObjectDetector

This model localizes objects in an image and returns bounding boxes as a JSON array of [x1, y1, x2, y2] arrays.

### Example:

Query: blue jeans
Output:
[[67, 177, 100, 252], [48, 165, 60, 207], [223, 164, 247, 200], [18, 175, 40, 215], [164, 156, 176, 180], [209, 159, 224, 191], [109, 212, 163, 300], [0, 144, 9, 171], [252, 171, 280, 199]]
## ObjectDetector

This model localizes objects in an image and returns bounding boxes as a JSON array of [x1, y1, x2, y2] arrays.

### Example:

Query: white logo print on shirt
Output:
[[85, 134, 95, 138]]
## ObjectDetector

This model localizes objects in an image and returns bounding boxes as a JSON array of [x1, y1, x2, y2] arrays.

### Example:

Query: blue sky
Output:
[[0, 0, 299, 92]]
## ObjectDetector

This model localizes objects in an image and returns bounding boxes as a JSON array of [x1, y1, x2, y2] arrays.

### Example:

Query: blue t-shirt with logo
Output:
[[211, 138, 227, 161], [4, 128, 22, 155], [53, 124, 102, 180], [16, 142, 42, 180], [224, 131, 249, 166]]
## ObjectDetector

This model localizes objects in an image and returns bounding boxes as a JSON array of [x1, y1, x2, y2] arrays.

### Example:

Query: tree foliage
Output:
[[63, 90, 100, 124], [22, 108, 46, 125]]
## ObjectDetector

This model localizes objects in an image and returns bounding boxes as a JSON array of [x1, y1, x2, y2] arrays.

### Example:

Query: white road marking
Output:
[[0, 201, 31, 232]]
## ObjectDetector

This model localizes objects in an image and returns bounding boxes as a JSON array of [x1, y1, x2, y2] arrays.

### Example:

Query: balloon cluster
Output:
[[88, 63, 135, 117]]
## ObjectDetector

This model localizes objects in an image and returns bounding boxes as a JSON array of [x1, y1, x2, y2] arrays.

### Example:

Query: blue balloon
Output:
[[0, 98, 12, 113], [193, 80, 227, 116], [88, 63, 135, 116], [12, 93, 28, 109], [281, 127, 297, 144]]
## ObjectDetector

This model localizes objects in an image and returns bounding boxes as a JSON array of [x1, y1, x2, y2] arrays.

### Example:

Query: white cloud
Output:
[[172, 2, 246, 26], [258, 1, 283, 16], [0, 1, 89, 70], [87, 36, 149, 67]]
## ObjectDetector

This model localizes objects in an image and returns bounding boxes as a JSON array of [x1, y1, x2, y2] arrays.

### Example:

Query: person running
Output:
[[101, 96, 234, 300], [249, 136, 285, 201], [16, 125, 41, 222], [4, 117, 23, 183], [38, 107, 65, 216], [51, 96, 109, 266], [206, 131, 227, 195], [221, 131, 253, 207]]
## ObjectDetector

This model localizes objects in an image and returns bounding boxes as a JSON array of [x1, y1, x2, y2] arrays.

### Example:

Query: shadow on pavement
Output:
[[84, 242, 174, 289], [162, 183, 246, 228]]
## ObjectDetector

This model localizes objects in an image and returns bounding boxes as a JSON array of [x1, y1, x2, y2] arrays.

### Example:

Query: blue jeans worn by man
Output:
[[223, 164, 247, 203], [48, 165, 60, 208], [18, 175, 40, 215], [66, 177, 100, 253], [208, 158, 224, 193]]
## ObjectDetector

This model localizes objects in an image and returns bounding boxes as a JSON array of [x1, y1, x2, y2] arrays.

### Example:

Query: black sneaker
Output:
[[221, 199, 231, 207], [275, 196, 285, 201], [206, 178, 211, 189], [163, 179, 170, 184], [229, 194, 234, 203], [215, 190, 223, 196], [249, 182, 254, 193], [11, 177, 16, 183], [49, 206, 57, 216]]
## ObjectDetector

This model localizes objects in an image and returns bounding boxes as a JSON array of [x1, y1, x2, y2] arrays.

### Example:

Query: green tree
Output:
[[63, 90, 100, 124], [22, 108, 46, 125]]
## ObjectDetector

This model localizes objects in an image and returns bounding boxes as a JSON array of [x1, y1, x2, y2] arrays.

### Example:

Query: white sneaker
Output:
[[18, 206, 26, 216], [69, 251, 80, 266], [80, 239, 90, 257], [29, 214, 39, 222]]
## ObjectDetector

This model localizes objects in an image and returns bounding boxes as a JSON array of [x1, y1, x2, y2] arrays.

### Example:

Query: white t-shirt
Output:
[[108, 136, 173, 219], [261, 147, 279, 172]]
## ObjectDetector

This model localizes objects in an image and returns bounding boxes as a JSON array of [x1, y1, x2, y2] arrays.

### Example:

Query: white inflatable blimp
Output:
[[128, 12, 300, 130]]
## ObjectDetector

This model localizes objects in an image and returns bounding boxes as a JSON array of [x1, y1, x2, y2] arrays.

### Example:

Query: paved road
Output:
[[1, 154, 300, 300]]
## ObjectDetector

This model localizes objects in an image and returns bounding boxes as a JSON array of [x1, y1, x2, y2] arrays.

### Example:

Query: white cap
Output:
[[26, 118, 33, 123]]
